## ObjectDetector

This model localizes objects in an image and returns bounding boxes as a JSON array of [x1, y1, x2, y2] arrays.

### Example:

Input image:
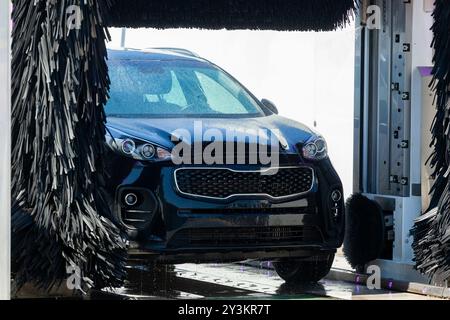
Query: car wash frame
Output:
[[2, 0, 450, 297]]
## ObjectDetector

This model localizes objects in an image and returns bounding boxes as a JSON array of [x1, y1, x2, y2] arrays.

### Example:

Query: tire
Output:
[[274, 253, 335, 284]]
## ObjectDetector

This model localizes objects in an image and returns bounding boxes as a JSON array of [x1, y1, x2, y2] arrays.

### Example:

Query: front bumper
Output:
[[104, 155, 345, 263]]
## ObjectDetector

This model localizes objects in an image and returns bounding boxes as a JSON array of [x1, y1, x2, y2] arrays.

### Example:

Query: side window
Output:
[[194, 71, 248, 114]]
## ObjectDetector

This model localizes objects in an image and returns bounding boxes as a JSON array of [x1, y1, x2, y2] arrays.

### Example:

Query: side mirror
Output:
[[261, 99, 279, 115]]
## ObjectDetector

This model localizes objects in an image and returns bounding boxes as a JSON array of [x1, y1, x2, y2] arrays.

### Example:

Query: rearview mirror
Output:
[[261, 99, 279, 115]]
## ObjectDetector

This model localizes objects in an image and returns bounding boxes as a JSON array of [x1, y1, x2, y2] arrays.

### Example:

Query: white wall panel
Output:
[[0, 0, 11, 300]]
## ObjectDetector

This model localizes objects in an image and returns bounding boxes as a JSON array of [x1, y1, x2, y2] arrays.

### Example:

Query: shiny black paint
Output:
[[106, 114, 316, 152], [104, 49, 345, 263], [104, 144, 344, 263]]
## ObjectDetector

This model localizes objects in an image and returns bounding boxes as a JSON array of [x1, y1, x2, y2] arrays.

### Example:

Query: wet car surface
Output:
[[103, 49, 345, 279]]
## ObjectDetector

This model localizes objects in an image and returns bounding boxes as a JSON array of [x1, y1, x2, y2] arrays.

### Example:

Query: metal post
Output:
[[120, 28, 127, 48], [0, 0, 11, 300]]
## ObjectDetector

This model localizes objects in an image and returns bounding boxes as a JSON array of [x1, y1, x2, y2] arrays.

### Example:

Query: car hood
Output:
[[106, 115, 316, 153]]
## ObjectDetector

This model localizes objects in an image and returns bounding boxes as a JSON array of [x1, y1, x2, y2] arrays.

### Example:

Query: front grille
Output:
[[174, 167, 314, 199], [168, 226, 323, 248]]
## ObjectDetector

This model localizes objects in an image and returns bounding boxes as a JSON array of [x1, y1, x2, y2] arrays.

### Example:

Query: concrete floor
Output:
[[94, 263, 440, 300]]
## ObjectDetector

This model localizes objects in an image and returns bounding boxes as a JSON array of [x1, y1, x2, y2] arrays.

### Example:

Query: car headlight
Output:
[[302, 136, 328, 160], [121, 139, 136, 155], [141, 144, 155, 159], [107, 135, 172, 162]]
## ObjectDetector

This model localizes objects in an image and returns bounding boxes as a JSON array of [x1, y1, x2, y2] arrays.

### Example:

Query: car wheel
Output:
[[274, 253, 335, 284]]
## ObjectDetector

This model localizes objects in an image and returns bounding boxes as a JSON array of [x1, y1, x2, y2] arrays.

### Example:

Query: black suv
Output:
[[103, 48, 345, 283]]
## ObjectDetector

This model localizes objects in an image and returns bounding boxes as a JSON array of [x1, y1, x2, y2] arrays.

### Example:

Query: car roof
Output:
[[107, 48, 209, 64]]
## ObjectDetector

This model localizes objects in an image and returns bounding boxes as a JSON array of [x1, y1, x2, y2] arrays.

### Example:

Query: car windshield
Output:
[[105, 58, 265, 118]]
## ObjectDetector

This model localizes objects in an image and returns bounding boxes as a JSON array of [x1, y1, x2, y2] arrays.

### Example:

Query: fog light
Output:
[[331, 190, 342, 202], [124, 193, 138, 206]]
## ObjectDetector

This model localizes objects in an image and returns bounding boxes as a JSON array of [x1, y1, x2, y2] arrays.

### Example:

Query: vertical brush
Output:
[[11, 0, 127, 291]]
